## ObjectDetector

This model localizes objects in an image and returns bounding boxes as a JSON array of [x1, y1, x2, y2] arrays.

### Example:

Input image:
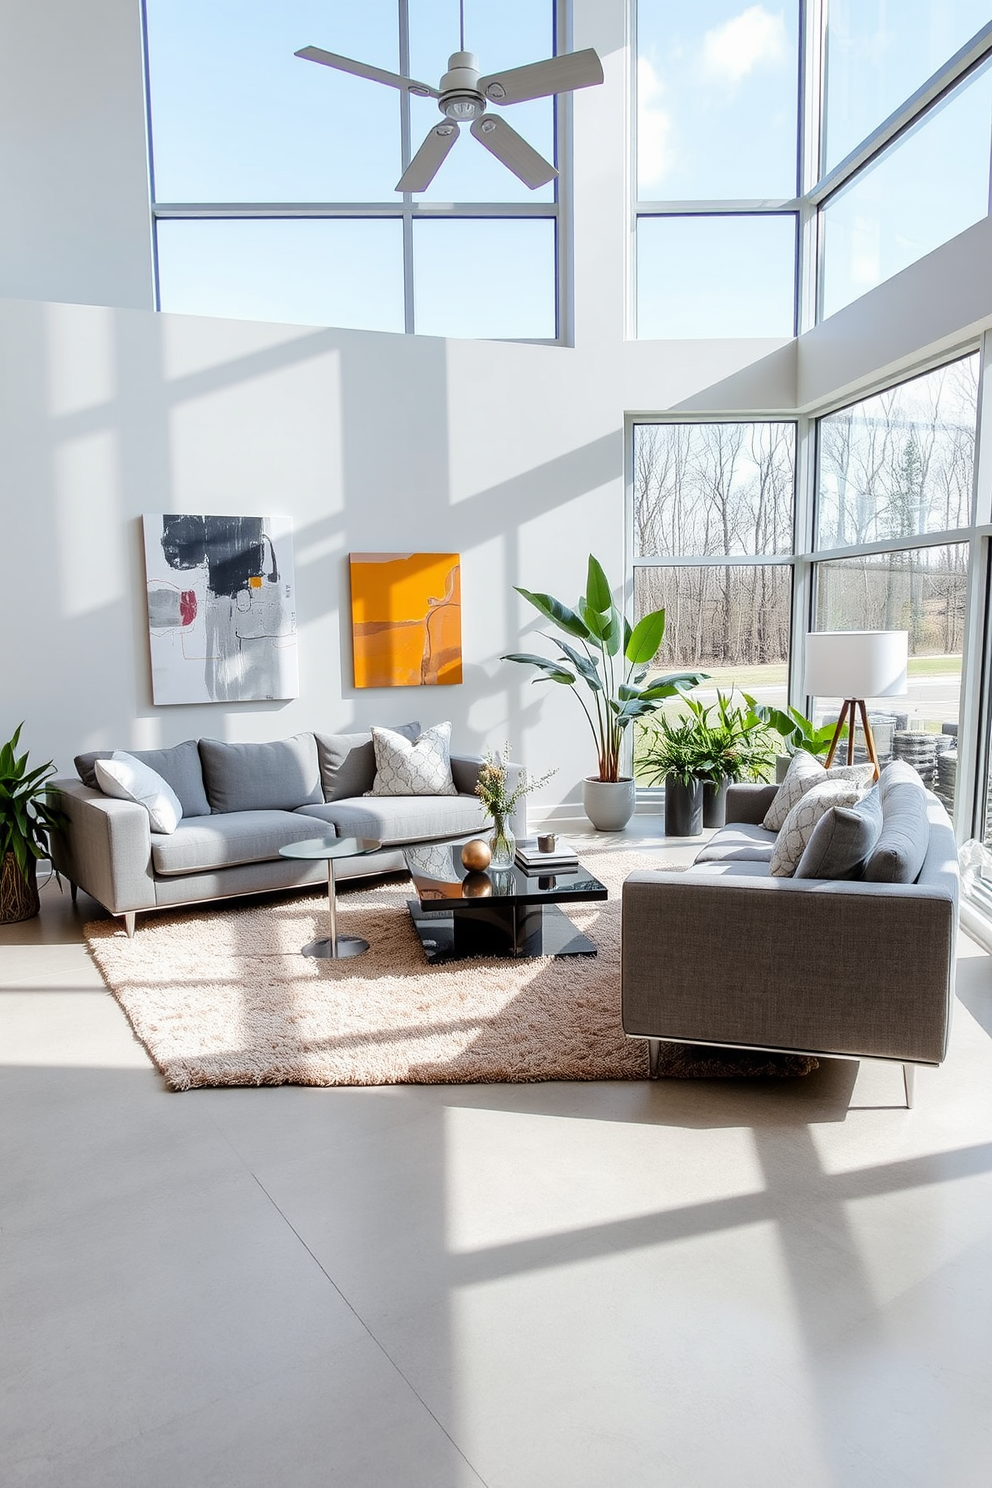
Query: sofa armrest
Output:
[[621, 870, 956, 1065], [725, 783, 778, 824], [48, 779, 157, 914], [449, 754, 528, 837]]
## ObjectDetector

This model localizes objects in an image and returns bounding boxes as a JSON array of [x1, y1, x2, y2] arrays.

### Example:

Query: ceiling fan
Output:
[[295, 4, 603, 193]]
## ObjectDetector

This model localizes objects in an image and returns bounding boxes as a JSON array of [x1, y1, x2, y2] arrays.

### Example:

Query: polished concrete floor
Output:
[[3, 822, 992, 1487]]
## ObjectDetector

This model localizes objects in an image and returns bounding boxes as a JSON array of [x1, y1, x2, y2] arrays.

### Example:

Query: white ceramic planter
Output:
[[582, 776, 636, 832]]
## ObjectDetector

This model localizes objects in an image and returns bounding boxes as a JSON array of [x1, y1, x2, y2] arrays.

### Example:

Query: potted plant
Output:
[[634, 712, 715, 836], [502, 555, 706, 830], [474, 746, 556, 868], [686, 693, 777, 826], [742, 697, 847, 781], [0, 723, 63, 923]]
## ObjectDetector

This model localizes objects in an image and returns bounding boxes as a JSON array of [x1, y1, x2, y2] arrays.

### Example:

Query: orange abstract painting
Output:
[[350, 553, 463, 688]]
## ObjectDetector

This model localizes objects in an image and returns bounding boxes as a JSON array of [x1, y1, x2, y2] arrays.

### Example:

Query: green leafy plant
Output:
[[0, 723, 63, 881], [501, 555, 707, 782], [685, 692, 777, 783], [742, 697, 845, 761], [635, 712, 716, 789]]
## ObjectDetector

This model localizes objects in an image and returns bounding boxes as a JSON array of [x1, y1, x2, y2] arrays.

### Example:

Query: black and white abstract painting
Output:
[[142, 514, 300, 705]]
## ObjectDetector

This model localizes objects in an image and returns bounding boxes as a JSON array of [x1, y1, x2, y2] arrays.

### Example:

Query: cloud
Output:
[[702, 6, 789, 85], [637, 56, 675, 190]]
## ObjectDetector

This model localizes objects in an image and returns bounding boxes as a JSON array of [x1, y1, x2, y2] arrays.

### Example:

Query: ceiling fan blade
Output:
[[469, 116, 557, 189], [295, 46, 439, 98], [396, 122, 460, 192], [479, 48, 603, 105]]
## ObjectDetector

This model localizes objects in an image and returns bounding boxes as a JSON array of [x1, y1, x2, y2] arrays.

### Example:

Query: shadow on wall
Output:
[[3, 298, 621, 786]]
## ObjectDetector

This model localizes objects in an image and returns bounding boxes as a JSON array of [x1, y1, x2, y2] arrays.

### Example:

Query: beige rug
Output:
[[85, 848, 816, 1091]]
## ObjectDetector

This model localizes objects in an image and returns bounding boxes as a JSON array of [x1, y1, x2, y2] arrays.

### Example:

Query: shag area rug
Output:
[[85, 847, 818, 1091]]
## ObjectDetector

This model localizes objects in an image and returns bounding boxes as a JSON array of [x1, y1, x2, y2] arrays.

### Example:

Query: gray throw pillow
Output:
[[75, 739, 210, 818], [794, 785, 883, 880], [769, 779, 866, 878], [198, 734, 323, 814], [315, 722, 420, 802], [863, 762, 930, 884]]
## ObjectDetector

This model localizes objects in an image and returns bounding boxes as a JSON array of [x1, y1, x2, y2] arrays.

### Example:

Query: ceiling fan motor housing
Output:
[[439, 51, 485, 119]]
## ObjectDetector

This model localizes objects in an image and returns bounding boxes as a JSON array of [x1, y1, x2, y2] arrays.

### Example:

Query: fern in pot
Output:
[[635, 713, 716, 837], [502, 555, 706, 831], [0, 724, 63, 923]]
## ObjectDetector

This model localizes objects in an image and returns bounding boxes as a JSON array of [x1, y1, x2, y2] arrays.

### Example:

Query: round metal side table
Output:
[[278, 836, 382, 959]]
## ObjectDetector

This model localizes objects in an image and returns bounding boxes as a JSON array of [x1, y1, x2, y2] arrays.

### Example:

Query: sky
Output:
[[144, 1, 992, 339]]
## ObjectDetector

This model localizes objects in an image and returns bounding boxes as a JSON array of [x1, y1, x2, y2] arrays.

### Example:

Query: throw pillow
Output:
[[365, 722, 458, 797], [794, 785, 883, 880], [94, 751, 183, 834], [76, 740, 210, 818], [763, 749, 876, 832], [863, 761, 930, 884], [198, 735, 323, 813], [315, 722, 420, 801], [768, 779, 866, 878]]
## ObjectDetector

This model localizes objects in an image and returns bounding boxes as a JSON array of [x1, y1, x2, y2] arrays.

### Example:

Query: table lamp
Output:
[[804, 630, 909, 778]]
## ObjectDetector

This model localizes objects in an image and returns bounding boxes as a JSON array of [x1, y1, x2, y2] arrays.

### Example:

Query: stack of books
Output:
[[514, 837, 579, 874]]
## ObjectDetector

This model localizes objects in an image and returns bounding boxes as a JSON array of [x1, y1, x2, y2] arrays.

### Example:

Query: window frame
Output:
[[141, 0, 565, 343]]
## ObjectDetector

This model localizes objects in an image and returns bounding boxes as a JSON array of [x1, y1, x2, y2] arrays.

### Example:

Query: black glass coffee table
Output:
[[404, 843, 607, 963]]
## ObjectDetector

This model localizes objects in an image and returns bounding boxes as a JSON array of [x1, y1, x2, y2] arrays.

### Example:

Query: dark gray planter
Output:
[[664, 777, 704, 837], [702, 777, 729, 828]]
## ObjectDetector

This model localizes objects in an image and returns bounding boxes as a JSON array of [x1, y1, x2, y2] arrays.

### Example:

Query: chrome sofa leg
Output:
[[123, 911, 136, 938], [902, 1062, 916, 1109], [647, 1038, 662, 1078]]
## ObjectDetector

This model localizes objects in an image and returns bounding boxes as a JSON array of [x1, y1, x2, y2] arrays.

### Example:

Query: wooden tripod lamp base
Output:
[[823, 699, 880, 778], [806, 631, 909, 784]]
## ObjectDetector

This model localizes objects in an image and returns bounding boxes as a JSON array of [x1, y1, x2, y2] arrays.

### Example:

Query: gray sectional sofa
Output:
[[50, 726, 515, 934], [621, 762, 960, 1104]]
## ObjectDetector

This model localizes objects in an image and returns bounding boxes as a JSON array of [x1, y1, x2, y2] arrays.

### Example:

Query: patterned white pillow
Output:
[[769, 779, 866, 877], [365, 722, 458, 797], [94, 751, 183, 834], [763, 749, 875, 831]]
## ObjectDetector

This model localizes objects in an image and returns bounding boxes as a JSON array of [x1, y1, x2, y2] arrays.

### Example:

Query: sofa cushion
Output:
[[863, 762, 930, 884], [794, 785, 883, 880], [198, 735, 323, 813], [94, 752, 183, 834], [763, 750, 875, 831], [366, 722, 457, 797], [295, 793, 485, 846], [769, 779, 866, 877], [150, 810, 329, 876], [694, 822, 777, 863], [315, 721, 420, 802], [76, 739, 210, 819]]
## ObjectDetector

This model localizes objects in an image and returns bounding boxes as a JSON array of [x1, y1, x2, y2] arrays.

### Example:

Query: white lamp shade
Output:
[[804, 630, 908, 699]]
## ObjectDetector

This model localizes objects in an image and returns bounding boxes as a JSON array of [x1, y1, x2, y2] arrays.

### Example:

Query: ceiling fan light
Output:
[[443, 94, 483, 119]]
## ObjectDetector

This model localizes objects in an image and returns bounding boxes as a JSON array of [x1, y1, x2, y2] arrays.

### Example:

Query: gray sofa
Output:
[[621, 763, 960, 1105], [50, 727, 519, 935]]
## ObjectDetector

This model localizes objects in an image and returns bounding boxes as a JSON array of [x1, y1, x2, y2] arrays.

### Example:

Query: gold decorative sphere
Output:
[[462, 871, 493, 898], [461, 839, 492, 871]]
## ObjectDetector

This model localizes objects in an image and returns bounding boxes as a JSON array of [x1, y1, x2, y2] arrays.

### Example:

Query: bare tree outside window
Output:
[[817, 356, 978, 549], [633, 422, 795, 714]]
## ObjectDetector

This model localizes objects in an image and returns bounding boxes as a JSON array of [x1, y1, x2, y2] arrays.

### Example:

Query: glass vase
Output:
[[488, 815, 515, 869]]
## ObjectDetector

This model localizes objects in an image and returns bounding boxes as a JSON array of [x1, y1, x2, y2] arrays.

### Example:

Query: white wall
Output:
[[0, 0, 154, 309], [2, 296, 790, 809]]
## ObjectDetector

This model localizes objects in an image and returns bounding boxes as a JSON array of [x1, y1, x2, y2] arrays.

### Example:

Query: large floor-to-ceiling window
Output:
[[631, 354, 982, 814], [635, 1, 992, 336], [143, 0, 559, 339]]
